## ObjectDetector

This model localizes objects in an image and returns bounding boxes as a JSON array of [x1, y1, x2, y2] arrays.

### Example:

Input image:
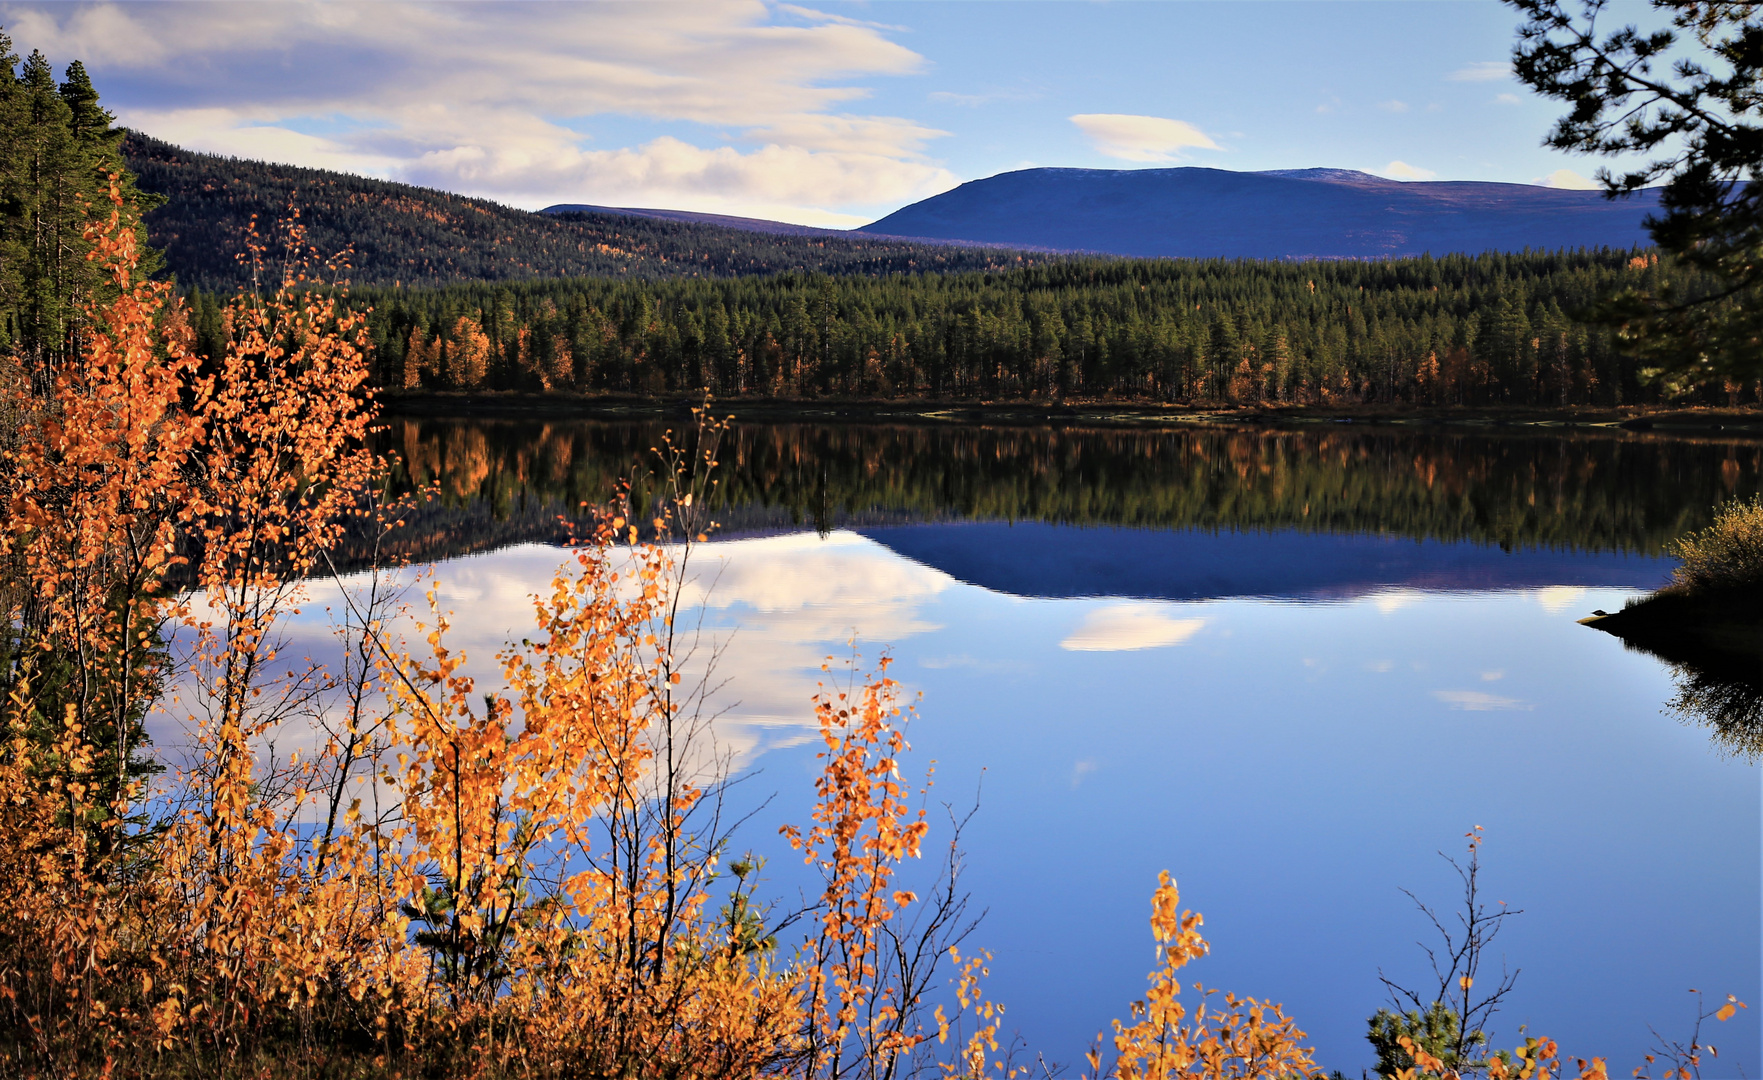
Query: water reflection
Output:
[[296, 527, 1754, 1078], [862, 522, 1667, 601], [1590, 613, 1763, 759], [372, 416, 1763, 565], [330, 416, 1759, 1076]]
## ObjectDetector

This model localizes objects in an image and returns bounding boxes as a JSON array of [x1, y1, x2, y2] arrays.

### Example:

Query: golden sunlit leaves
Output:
[[0, 217, 1730, 1080], [1085, 873, 1313, 1080]]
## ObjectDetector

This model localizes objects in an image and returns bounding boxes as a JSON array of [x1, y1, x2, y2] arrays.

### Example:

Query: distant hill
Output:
[[120, 133, 1044, 291], [859, 167, 1662, 258], [540, 202, 1059, 250], [541, 203, 852, 237]]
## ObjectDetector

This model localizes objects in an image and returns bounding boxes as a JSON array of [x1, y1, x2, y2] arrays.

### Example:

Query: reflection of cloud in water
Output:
[[1070, 759, 1098, 789], [1370, 589, 1422, 614], [919, 653, 1032, 675], [154, 533, 961, 777], [666, 531, 957, 759], [1432, 689, 1534, 711], [1534, 585, 1588, 614], [1060, 605, 1205, 652], [679, 531, 951, 636]]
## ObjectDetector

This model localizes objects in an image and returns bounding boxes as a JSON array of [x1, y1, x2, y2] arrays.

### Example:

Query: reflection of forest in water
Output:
[[370, 415, 1763, 562], [369, 414, 1763, 761], [1592, 613, 1763, 761]]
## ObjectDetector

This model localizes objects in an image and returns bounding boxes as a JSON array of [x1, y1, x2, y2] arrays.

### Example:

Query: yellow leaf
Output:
[[1717, 1003, 1736, 1022]]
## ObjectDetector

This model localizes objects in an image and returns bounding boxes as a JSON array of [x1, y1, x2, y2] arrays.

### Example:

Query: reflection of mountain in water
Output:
[[860, 522, 1671, 602]]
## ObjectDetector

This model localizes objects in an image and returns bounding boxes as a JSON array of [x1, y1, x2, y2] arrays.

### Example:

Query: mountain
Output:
[[120, 133, 1044, 292], [858, 166, 1662, 258]]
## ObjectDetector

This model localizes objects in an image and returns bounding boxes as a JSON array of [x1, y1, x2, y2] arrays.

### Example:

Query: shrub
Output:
[[1668, 495, 1763, 592], [0, 199, 1325, 1080]]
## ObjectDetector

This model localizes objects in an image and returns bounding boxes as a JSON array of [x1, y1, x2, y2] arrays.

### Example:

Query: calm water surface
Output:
[[365, 419, 1763, 1075]]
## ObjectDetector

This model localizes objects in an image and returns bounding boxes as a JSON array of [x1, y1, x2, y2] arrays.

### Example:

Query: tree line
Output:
[[325, 250, 1735, 408]]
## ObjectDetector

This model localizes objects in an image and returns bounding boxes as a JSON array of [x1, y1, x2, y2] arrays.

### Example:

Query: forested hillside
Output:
[[320, 249, 1714, 408], [121, 134, 1042, 291]]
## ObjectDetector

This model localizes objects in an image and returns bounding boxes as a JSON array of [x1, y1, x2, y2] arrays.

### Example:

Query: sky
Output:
[[0, 1, 1662, 227]]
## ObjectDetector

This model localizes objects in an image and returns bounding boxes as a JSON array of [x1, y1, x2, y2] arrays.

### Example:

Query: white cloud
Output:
[[1060, 606, 1205, 652], [928, 87, 1039, 108], [1382, 160, 1437, 181], [1533, 168, 1601, 190], [1495, 93, 1524, 106], [1448, 61, 1511, 82], [1433, 689, 1534, 712], [774, 5, 910, 33], [1070, 113, 1219, 163], [5, 1, 956, 222], [1377, 100, 1410, 113]]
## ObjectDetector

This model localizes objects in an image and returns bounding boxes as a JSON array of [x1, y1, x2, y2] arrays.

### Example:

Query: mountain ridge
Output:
[[539, 202, 1061, 251], [857, 165, 1661, 259], [123, 130, 1668, 289], [120, 133, 1047, 291]]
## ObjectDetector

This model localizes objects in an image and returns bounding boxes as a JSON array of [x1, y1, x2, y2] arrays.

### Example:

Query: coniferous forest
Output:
[[312, 251, 1695, 408], [0, 40, 154, 378], [121, 120, 1739, 412]]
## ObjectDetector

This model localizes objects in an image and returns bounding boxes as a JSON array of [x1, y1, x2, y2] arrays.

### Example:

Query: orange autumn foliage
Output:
[[2, 184, 1682, 1080], [2, 177, 203, 830], [1081, 871, 1314, 1080]]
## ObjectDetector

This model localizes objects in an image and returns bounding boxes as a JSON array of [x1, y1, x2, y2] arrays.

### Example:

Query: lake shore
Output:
[[381, 391, 1763, 434]]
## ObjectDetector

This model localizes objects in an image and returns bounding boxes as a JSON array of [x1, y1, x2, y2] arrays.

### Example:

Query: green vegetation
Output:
[[1585, 495, 1763, 760], [0, 39, 154, 376], [330, 250, 1730, 407], [122, 132, 1046, 293], [0, 31, 167, 842], [1513, 1, 1763, 383], [1368, 1004, 1489, 1079], [1666, 495, 1763, 592]]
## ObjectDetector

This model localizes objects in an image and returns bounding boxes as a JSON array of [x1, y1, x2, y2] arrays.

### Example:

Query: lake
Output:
[[346, 416, 1763, 1075]]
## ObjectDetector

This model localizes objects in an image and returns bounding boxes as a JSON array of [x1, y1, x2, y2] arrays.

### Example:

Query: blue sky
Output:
[[0, 1, 1659, 226]]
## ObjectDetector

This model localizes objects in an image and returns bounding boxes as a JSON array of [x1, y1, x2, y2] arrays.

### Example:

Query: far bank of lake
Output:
[[381, 390, 1763, 437]]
